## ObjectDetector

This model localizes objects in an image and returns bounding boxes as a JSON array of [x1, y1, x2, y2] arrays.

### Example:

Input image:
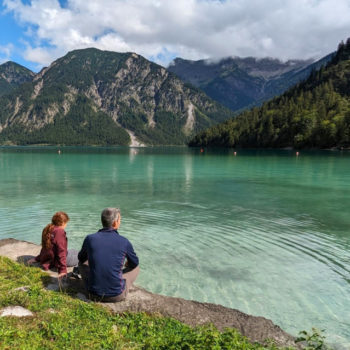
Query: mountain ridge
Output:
[[0, 48, 234, 146], [168, 54, 334, 112]]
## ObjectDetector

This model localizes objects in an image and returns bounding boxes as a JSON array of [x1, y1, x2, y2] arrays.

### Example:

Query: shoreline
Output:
[[0, 143, 350, 151], [0, 237, 298, 348]]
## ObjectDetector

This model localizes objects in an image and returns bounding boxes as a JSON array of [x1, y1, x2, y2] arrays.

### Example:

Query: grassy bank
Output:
[[0, 257, 295, 350]]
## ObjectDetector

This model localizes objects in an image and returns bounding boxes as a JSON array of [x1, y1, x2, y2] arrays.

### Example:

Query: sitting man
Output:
[[78, 207, 139, 302]]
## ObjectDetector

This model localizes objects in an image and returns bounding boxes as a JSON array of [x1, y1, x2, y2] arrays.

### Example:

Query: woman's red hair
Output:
[[41, 211, 69, 249]]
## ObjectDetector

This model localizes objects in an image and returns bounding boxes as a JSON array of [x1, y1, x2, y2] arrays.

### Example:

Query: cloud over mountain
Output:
[[3, 0, 350, 68]]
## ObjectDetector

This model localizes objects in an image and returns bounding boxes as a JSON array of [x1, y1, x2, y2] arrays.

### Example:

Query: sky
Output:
[[1, 0, 350, 72]]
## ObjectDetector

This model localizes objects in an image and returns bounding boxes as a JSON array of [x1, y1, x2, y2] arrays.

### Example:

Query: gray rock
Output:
[[0, 306, 33, 317], [0, 238, 298, 347]]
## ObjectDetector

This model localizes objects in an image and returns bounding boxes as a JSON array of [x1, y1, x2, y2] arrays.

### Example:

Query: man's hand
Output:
[[58, 272, 67, 279]]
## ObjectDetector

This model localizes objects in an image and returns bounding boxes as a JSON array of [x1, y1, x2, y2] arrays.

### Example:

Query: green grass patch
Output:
[[0, 257, 297, 349]]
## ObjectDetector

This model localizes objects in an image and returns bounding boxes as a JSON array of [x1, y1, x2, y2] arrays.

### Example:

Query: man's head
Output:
[[101, 207, 121, 229]]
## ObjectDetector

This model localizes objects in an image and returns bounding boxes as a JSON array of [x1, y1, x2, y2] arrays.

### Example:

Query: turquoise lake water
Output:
[[0, 147, 349, 348]]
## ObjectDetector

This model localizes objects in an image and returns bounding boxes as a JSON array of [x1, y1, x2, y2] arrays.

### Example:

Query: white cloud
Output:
[[23, 45, 61, 67], [0, 44, 14, 64], [3, 0, 350, 69]]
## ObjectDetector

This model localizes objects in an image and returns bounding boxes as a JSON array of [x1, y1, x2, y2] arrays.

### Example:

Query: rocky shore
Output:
[[0, 238, 298, 348]]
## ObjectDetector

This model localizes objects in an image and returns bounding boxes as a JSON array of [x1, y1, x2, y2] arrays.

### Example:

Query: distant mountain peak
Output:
[[0, 61, 35, 96]]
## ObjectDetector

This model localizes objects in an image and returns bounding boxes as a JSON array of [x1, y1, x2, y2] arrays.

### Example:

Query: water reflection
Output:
[[183, 155, 193, 193], [147, 158, 154, 191], [129, 147, 139, 163]]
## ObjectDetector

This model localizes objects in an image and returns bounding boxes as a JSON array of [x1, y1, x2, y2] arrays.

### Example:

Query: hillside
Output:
[[189, 39, 350, 149], [0, 49, 234, 146], [168, 54, 333, 112], [0, 61, 35, 97]]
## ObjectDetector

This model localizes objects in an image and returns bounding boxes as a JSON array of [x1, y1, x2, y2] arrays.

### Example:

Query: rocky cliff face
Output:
[[0, 48, 234, 146], [0, 62, 35, 97], [168, 54, 334, 112]]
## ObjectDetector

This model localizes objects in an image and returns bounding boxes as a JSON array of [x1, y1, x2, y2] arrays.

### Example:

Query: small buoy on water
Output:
[[296, 151, 299, 156], [200, 148, 204, 153], [234, 151, 237, 156], [58, 149, 61, 154]]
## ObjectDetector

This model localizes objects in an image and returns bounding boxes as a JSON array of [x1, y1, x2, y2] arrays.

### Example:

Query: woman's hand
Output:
[[27, 258, 36, 265], [58, 272, 67, 279]]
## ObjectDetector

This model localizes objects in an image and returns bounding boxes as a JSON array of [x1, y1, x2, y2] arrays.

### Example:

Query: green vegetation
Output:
[[43, 48, 128, 88], [296, 329, 332, 350], [117, 104, 189, 145], [0, 256, 297, 350], [189, 39, 350, 149]]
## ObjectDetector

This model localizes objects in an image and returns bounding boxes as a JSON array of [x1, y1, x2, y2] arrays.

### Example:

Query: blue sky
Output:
[[0, 0, 67, 70], [0, 2, 29, 67], [1, 0, 350, 72]]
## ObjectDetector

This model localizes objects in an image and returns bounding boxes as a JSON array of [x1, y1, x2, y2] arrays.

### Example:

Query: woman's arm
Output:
[[54, 229, 68, 275]]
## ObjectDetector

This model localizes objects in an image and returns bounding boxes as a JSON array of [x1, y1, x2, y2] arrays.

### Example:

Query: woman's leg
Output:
[[66, 249, 79, 267]]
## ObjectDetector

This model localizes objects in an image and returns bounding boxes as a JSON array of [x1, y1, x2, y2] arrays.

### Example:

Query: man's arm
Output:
[[126, 240, 139, 268], [78, 237, 89, 264]]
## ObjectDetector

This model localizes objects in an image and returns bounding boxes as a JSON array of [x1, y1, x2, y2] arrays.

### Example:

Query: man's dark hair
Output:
[[101, 208, 120, 228]]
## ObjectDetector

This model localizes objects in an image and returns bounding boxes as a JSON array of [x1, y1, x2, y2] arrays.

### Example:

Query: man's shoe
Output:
[[71, 266, 81, 279]]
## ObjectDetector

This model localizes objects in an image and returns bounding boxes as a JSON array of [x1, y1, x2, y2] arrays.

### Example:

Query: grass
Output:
[[0, 256, 297, 350]]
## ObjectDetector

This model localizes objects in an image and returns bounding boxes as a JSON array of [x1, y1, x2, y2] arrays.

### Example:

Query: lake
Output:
[[0, 146, 349, 348]]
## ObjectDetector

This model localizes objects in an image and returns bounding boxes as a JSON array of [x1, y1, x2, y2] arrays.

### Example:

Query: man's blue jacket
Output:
[[78, 228, 139, 297]]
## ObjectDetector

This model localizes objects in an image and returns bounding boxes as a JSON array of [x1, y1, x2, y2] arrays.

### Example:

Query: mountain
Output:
[[0, 62, 35, 97], [189, 39, 350, 149], [0, 48, 234, 146], [168, 54, 334, 112]]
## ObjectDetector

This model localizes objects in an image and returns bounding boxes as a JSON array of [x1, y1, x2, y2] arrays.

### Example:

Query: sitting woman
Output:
[[29, 211, 78, 278]]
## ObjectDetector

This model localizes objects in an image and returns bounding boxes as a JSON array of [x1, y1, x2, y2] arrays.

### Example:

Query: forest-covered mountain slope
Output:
[[0, 48, 234, 146], [189, 39, 350, 149]]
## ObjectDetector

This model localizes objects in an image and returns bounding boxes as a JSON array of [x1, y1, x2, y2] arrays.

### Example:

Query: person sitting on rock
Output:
[[78, 207, 140, 302], [28, 211, 79, 278]]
